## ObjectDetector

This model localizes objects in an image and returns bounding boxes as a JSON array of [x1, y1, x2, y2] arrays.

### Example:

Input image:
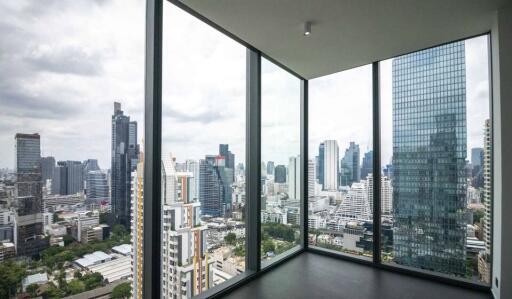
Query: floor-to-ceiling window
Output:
[[261, 58, 302, 266], [307, 65, 374, 259], [379, 35, 492, 285], [161, 2, 247, 297]]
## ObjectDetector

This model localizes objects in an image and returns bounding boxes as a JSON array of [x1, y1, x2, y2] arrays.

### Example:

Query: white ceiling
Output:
[[181, 0, 506, 79]]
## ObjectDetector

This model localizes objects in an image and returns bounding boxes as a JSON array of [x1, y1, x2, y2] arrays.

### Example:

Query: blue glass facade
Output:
[[392, 41, 467, 276]]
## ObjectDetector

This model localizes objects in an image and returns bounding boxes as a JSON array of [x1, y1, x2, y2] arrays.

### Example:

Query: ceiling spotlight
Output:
[[304, 22, 312, 36]]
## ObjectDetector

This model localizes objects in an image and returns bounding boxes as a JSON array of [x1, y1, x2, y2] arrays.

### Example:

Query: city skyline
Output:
[[0, 2, 489, 169]]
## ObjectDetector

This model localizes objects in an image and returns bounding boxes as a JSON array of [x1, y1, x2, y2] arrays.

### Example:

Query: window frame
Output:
[[144, 0, 494, 296]]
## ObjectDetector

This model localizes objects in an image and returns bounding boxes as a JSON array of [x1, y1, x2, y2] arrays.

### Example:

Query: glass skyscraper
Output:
[[392, 41, 467, 276]]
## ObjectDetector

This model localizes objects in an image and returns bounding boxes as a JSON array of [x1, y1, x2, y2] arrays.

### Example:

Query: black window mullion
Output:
[[301, 79, 309, 249], [372, 61, 382, 264]]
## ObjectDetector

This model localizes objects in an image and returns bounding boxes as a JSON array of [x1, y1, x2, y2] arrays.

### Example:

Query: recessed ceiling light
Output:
[[304, 22, 312, 36]]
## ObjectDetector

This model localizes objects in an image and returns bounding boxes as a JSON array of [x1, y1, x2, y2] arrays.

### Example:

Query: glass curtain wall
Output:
[[308, 65, 373, 259], [379, 35, 492, 285], [161, 2, 247, 298], [261, 58, 302, 265]]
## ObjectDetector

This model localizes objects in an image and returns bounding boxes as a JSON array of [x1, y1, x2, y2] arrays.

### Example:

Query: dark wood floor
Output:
[[221, 252, 492, 299]]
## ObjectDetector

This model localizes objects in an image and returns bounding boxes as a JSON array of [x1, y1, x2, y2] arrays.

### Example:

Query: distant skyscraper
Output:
[[219, 144, 235, 170], [360, 150, 373, 180], [340, 142, 360, 186], [56, 161, 84, 195], [14, 133, 48, 257], [86, 170, 109, 203], [323, 140, 339, 191], [199, 155, 226, 217], [186, 159, 200, 201], [471, 148, 484, 168], [288, 156, 300, 200], [308, 159, 315, 198], [266, 161, 275, 176], [40, 156, 55, 183], [318, 143, 325, 187], [111, 102, 139, 229], [274, 165, 286, 183], [392, 41, 467, 276]]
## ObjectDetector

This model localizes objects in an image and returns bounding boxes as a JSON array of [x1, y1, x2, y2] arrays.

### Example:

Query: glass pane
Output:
[[161, 2, 246, 297], [0, 1, 144, 298], [308, 65, 373, 259], [380, 35, 492, 284], [261, 58, 301, 265]]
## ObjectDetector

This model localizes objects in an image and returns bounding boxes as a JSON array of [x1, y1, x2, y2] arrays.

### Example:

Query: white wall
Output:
[[491, 3, 512, 299]]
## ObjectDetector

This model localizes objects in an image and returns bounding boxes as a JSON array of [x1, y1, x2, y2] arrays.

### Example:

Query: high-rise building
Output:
[[274, 165, 286, 183], [83, 159, 100, 187], [308, 159, 315, 198], [40, 156, 55, 183], [340, 142, 360, 187], [86, 170, 109, 203], [161, 157, 213, 298], [56, 161, 84, 195], [219, 144, 235, 170], [318, 142, 324, 187], [14, 133, 48, 257], [471, 148, 484, 168], [365, 174, 393, 216], [186, 159, 200, 201], [323, 140, 339, 191], [288, 156, 300, 200], [199, 155, 226, 217], [392, 41, 467, 276], [479, 119, 492, 283], [266, 161, 275, 176], [337, 182, 371, 221], [131, 153, 144, 299], [111, 102, 139, 229], [360, 150, 373, 181]]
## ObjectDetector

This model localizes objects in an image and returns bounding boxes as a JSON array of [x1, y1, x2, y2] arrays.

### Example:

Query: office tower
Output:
[[323, 140, 339, 191], [51, 164, 66, 195], [219, 144, 235, 170], [83, 159, 100, 186], [308, 159, 315, 198], [392, 41, 467, 276], [318, 143, 325, 187], [340, 142, 361, 186], [337, 182, 371, 221], [40, 156, 55, 183], [274, 165, 286, 183], [288, 156, 300, 200], [471, 148, 484, 168], [14, 133, 48, 257], [131, 153, 144, 299], [361, 150, 373, 180], [366, 174, 393, 215], [111, 102, 139, 229], [161, 158, 212, 298], [56, 161, 84, 195], [186, 159, 200, 201], [267, 161, 275, 176], [86, 170, 109, 203], [199, 155, 226, 217]]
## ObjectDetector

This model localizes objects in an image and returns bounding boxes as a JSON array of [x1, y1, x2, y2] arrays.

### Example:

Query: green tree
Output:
[[63, 235, 75, 246], [262, 239, 275, 254], [26, 283, 39, 297], [99, 212, 111, 224], [112, 224, 127, 237], [67, 279, 85, 295], [82, 272, 104, 290], [224, 232, 237, 246], [111, 282, 131, 299], [42, 282, 65, 299], [0, 259, 27, 298], [73, 270, 82, 279]]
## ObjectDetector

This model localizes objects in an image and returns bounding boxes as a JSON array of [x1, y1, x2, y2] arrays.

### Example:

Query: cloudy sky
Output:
[[0, 1, 490, 170]]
